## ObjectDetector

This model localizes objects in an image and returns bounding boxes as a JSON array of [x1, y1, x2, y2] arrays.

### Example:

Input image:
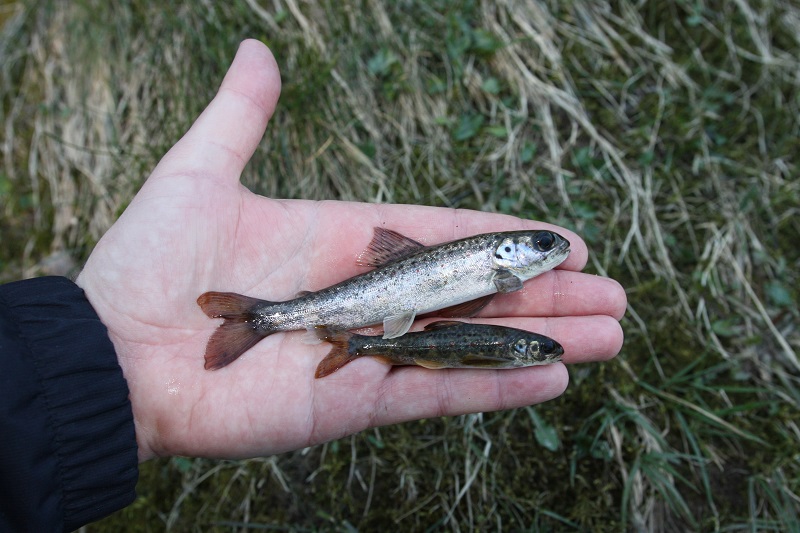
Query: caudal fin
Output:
[[314, 326, 357, 378], [197, 292, 273, 370]]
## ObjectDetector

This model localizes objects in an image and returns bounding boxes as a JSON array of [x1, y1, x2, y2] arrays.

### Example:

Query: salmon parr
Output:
[[198, 227, 570, 370], [314, 321, 564, 378]]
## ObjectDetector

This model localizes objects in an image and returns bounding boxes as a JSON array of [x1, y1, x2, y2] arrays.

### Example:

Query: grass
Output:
[[2, 0, 799, 530]]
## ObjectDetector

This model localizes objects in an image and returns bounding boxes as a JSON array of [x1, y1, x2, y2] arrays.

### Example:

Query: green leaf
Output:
[[527, 407, 561, 451], [357, 142, 376, 159], [520, 142, 537, 163], [486, 125, 508, 138], [471, 29, 502, 54], [274, 9, 288, 23], [498, 197, 516, 214], [366, 434, 385, 449], [766, 280, 793, 308], [427, 75, 446, 95], [535, 425, 561, 452], [367, 48, 397, 76], [481, 77, 500, 94], [172, 457, 193, 474], [453, 113, 484, 141], [712, 319, 738, 337]]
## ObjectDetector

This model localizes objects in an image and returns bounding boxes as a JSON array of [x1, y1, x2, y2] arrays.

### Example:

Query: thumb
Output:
[[153, 39, 282, 185]]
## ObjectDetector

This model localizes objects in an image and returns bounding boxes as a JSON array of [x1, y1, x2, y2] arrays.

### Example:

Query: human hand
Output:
[[75, 40, 626, 462]]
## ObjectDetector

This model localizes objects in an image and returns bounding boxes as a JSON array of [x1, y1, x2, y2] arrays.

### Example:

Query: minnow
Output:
[[198, 227, 570, 370], [313, 320, 564, 378]]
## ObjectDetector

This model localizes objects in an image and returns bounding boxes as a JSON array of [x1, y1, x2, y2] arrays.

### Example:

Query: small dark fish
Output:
[[199, 227, 570, 370], [313, 320, 564, 378]]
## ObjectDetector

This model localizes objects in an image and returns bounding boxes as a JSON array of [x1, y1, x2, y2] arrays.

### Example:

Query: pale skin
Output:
[[75, 40, 627, 462]]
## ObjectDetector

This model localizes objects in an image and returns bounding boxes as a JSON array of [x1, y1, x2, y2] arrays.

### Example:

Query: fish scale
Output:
[[313, 321, 564, 378], [198, 227, 570, 370]]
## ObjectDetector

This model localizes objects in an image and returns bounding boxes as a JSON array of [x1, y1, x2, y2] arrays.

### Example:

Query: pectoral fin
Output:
[[382, 310, 417, 339], [493, 270, 524, 293]]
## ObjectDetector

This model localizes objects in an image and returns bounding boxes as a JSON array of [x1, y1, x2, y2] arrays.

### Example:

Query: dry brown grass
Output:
[[2, 1, 799, 530]]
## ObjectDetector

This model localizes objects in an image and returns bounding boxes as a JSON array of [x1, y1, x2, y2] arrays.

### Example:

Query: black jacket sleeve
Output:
[[0, 276, 139, 532]]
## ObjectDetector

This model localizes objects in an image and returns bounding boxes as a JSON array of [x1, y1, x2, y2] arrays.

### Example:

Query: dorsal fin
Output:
[[423, 320, 466, 331], [356, 227, 426, 267]]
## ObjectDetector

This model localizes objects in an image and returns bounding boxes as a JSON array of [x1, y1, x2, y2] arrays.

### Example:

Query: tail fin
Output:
[[314, 326, 357, 378], [197, 292, 273, 370]]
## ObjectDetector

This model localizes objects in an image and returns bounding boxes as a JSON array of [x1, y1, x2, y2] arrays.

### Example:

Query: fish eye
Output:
[[514, 339, 527, 354], [540, 339, 556, 354], [535, 232, 555, 251]]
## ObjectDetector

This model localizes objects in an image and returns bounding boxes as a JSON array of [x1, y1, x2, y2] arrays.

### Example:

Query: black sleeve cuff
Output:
[[0, 276, 138, 532]]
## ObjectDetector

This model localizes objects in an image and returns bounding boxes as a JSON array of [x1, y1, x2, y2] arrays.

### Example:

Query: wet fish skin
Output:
[[198, 227, 570, 370], [314, 320, 564, 378]]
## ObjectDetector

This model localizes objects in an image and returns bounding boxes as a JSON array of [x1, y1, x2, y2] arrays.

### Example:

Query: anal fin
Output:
[[438, 294, 495, 317], [415, 359, 449, 369]]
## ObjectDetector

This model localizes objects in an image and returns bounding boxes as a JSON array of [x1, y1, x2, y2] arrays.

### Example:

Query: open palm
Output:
[[75, 40, 626, 462]]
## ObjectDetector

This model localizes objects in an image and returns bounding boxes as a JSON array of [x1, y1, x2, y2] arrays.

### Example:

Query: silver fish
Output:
[[313, 320, 564, 378], [198, 227, 570, 369]]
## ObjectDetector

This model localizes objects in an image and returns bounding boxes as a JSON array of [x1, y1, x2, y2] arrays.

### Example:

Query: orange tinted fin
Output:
[[197, 291, 265, 318], [314, 327, 357, 378], [415, 359, 449, 369], [197, 292, 274, 370], [203, 321, 268, 370], [372, 354, 395, 366], [356, 227, 426, 267], [438, 294, 495, 317]]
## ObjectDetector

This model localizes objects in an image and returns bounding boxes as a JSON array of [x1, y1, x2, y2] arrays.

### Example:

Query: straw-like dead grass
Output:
[[1, 0, 798, 530]]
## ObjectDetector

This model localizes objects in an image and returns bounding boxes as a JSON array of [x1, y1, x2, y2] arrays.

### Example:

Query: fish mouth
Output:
[[546, 237, 570, 266]]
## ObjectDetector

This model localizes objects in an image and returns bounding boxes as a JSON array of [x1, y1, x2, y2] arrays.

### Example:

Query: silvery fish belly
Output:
[[313, 320, 565, 378], [198, 227, 570, 370]]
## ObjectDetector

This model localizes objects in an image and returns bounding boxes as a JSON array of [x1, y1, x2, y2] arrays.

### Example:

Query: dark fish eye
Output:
[[540, 339, 556, 353], [535, 232, 555, 251], [504, 246, 511, 253]]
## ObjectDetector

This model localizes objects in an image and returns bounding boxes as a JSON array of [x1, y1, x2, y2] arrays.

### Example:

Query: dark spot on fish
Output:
[[495, 253, 502, 259]]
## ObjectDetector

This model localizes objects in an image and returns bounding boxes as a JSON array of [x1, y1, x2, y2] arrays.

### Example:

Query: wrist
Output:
[[0, 276, 139, 529], [75, 274, 161, 463]]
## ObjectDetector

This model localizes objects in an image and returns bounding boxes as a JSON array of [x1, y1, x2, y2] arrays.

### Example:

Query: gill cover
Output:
[[493, 231, 558, 268]]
